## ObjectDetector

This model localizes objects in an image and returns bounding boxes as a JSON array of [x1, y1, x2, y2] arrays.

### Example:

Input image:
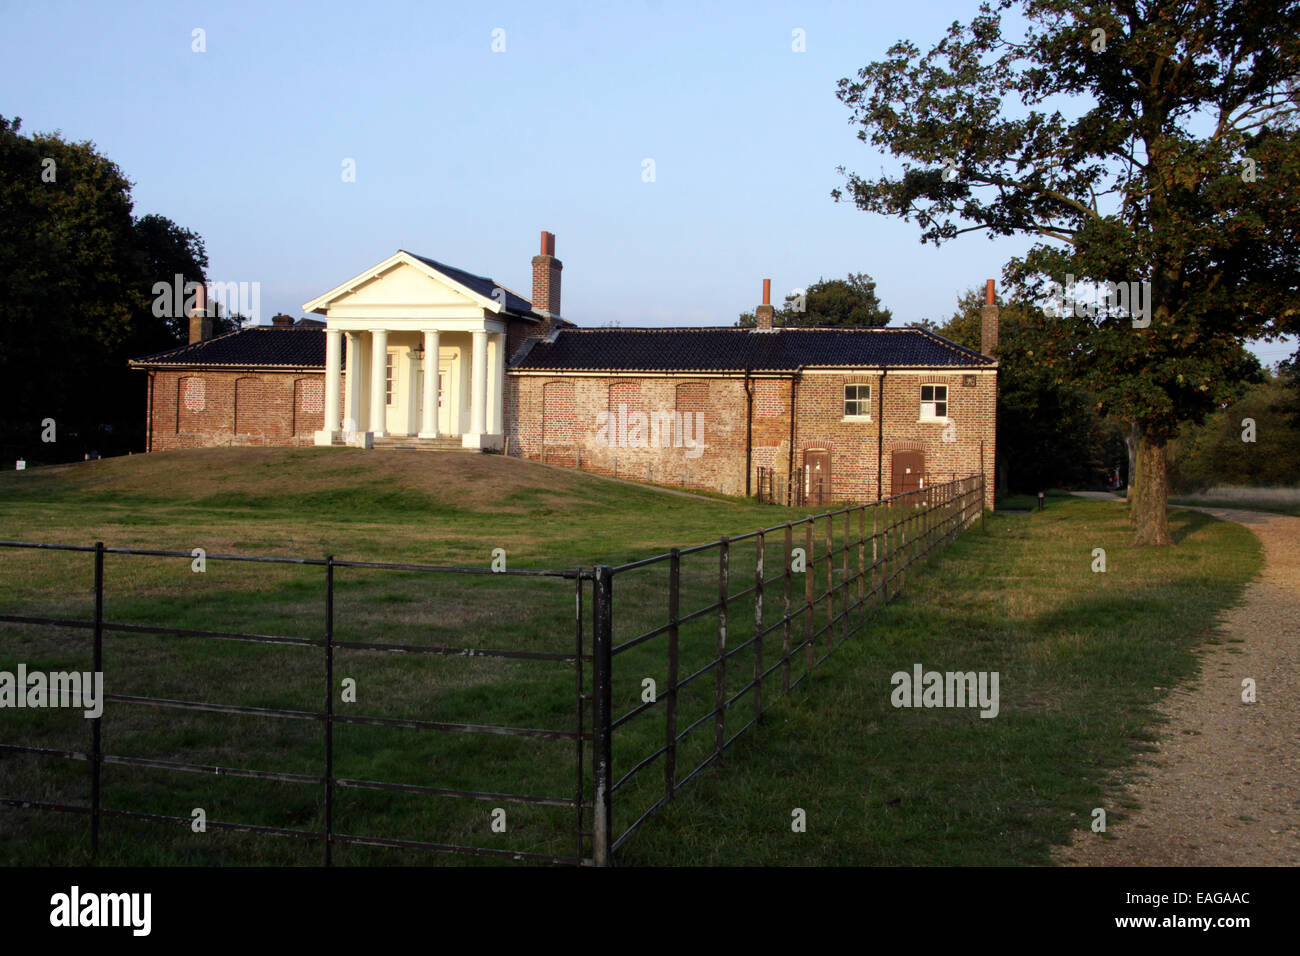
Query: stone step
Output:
[[327, 435, 474, 451], [371, 436, 474, 452]]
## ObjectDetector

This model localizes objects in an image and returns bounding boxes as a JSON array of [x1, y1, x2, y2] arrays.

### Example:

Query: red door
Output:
[[803, 450, 831, 506], [891, 451, 925, 496]]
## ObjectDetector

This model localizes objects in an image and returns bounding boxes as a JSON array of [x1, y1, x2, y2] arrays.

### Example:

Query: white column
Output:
[[487, 332, 505, 435], [344, 332, 362, 436], [419, 330, 440, 438], [468, 329, 488, 442], [369, 328, 388, 437], [315, 328, 343, 445]]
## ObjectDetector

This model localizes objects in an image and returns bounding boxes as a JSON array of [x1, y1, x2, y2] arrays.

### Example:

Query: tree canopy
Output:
[[834, 0, 1300, 544], [0, 115, 213, 462], [737, 273, 892, 327]]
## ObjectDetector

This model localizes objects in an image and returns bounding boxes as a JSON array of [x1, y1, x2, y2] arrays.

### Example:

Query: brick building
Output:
[[129, 317, 329, 451], [131, 232, 998, 508]]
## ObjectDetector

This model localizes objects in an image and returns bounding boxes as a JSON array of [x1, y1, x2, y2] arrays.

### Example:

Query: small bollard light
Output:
[[1037, 491, 1045, 511]]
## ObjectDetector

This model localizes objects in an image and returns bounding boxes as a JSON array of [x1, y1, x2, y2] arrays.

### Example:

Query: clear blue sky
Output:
[[2, 0, 1293, 366]]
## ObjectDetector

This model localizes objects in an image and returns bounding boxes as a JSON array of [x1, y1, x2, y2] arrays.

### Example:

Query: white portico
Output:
[[305, 251, 524, 451]]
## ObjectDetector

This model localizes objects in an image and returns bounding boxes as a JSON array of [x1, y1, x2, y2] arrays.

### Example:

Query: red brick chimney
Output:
[[531, 231, 562, 318], [980, 279, 999, 356], [188, 282, 212, 344], [271, 313, 294, 327], [755, 279, 775, 331]]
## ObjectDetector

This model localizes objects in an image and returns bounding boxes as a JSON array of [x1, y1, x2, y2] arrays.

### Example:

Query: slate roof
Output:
[[403, 251, 539, 318], [511, 327, 994, 373], [129, 326, 330, 369], [130, 325, 994, 373]]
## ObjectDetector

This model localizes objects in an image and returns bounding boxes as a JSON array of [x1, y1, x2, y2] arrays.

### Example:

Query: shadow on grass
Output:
[[1170, 508, 1218, 544]]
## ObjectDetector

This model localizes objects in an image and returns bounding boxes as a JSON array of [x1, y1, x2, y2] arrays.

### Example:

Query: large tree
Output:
[[737, 273, 892, 327], [0, 116, 212, 462], [834, 0, 1300, 544]]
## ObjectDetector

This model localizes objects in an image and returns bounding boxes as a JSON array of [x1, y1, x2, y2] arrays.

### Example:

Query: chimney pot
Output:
[[755, 279, 775, 331], [980, 279, 999, 356], [188, 282, 212, 344]]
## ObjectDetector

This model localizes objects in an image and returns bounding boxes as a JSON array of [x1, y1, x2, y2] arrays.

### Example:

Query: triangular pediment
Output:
[[303, 251, 513, 316]]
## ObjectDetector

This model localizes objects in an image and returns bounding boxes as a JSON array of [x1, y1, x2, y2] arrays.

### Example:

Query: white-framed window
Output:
[[385, 352, 395, 406], [920, 384, 948, 420], [843, 384, 872, 419]]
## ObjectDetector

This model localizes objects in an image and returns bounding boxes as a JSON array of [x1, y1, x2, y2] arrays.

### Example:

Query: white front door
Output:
[[438, 358, 455, 435]]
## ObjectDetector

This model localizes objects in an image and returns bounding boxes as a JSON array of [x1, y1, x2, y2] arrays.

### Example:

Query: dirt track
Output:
[[1056, 505, 1300, 866]]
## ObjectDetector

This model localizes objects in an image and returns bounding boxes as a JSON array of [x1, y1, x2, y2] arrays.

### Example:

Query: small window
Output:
[[843, 384, 871, 418], [386, 353, 395, 406], [920, 384, 948, 420]]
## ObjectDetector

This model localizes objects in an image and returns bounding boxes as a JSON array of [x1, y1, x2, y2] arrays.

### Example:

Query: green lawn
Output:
[[0, 450, 1262, 865], [618, 496, 1261, 865]]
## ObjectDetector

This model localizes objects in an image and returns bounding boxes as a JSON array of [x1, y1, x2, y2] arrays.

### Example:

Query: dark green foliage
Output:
[[1171, 368, 1300, 491], [737, 273, 892, 327], [0, 115, 212, 463]]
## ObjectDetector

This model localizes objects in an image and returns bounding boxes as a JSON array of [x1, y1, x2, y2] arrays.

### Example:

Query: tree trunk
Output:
[[1125, 421, 1140, 500], [1132, 436, 1172, 546], [1127, 424, 1141, 525]]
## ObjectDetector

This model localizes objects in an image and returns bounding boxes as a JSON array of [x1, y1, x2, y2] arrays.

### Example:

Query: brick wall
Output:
[[147, 363, 996, 509], [792, 371, 997, 510], [147, 369, 328, 450], [506, 316, 544, 365], [507, 369, 997, 508]]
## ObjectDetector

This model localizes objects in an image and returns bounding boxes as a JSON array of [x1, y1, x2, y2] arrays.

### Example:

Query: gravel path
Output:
[[1056, 504, 1300, 866]]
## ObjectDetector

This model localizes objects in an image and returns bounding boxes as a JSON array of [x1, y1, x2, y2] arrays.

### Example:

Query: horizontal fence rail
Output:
[[0, 543, 595, 865], [1, 474, 984, 866], [591, 474, 985, 860]]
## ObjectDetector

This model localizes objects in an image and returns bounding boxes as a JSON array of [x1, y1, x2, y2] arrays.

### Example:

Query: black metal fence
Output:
[[0, 544, 594, 864], [756, 466, 972, 508], [1, 474, 984, 866], [589, 474, 985, 860]]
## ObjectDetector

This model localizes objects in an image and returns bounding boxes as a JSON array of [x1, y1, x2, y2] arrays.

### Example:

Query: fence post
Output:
[[90, 541, 103, 858], [842, 510, 851, 644], [715, 537, 728, 762], [950, 479, 957, 541], [592, 565, 614, 867], [665, 550, 680, 801], [574, 569, 586, 859], [872, 503, 880, 607], [804, 520, 814, 674], [857, 506, 866, 621], [824, 515, 834, 653], [324, 554, 335, 866], [753, 532, 764, 725], [899, 495, 908, 595], [782, 523, 793, 692], [951, 481, 961, 541]]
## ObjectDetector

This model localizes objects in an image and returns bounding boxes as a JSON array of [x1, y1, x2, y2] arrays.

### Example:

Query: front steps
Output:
[[368, 435, 476, 452]]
